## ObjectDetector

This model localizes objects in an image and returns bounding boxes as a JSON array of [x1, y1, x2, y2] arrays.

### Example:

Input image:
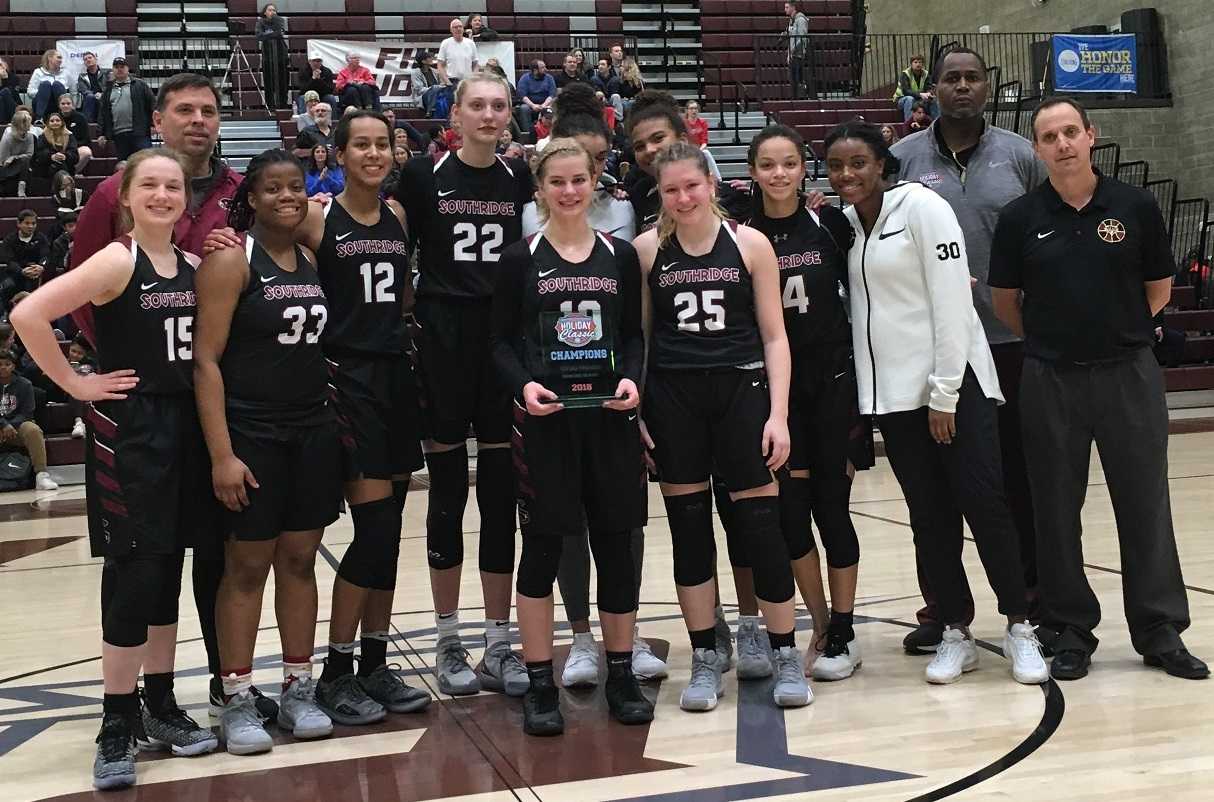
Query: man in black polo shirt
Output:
[[989, 97, 1207, 682]]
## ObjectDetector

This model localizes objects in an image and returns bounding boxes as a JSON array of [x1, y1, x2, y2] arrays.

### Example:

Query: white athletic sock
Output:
[[485, 619, 511, 648], [222, 670, 253, 699], [436, 611, 460, 641], [572, 631, 596, 647], [282, 659, 313, 687]]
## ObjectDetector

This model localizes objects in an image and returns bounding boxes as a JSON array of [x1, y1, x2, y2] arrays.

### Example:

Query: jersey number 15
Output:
[[164, 316, 193, 362]]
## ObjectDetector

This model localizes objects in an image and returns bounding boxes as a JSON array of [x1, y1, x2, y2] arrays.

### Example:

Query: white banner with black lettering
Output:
[[307, 39, 515, 105], [56, 40, 126, 93]]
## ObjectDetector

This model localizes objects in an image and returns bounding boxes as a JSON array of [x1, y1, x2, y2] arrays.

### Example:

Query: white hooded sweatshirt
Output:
[[844, 181, 1002, 416]]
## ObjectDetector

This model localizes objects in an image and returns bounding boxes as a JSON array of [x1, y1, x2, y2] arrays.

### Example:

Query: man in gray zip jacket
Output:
[[892, 47, 1048, 654]]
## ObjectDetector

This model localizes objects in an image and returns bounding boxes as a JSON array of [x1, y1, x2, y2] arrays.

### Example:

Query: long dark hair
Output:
[[823, 119, 901, 178], [227, 148, 304, 232]]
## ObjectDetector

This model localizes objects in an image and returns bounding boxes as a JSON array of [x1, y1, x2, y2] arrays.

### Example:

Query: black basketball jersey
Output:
[[93, 237, 195, 396], [647, 221, 763, 371], [492, 232, 643, 396], [397, 151, 532, 300], [314, 198, 410, 357], [221, 236, 331, 425], [746, 205, 851, 352]]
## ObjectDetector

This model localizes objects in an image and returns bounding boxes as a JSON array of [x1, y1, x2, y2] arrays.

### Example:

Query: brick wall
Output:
[[865, 0, 1214, 203]]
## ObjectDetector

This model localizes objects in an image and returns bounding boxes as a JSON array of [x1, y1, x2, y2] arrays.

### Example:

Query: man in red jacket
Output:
[[65, 71, 279, 723]]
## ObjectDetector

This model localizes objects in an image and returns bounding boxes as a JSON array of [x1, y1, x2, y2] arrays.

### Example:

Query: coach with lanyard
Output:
[[989, 96, 1208, 682]]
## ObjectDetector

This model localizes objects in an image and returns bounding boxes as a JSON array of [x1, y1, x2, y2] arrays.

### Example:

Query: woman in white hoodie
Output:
[[824, 120, 1048, 687], [27, 50, 67, 125]]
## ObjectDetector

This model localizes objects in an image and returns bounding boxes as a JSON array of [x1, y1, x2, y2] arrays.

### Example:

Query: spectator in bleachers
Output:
[[894, 55, 938, 122], [31, 113, 79, 181], [881, 123, 900, 146], [56, 95, 92, 175], [0, 210, 48, 307], [27, 50, 68, 125], [257, 3, 291, 109], [45, 209, 76, 281], [619, 59, 645, 113], [438, 18, 479, 87], [556, 53, 590, 92], [426, 125, 448, 156], [683, 100, 709, 148], [293, 102, 334, 161], [609, 43, 626, 77], [66, 335, 95, 437], [591, 58, 624, 121], [907, 100, 931, 132], [305, 143, 344, 197], [97, 57, 154, 162], [533, 107, 554, 143], [410, 50, 445, 118], [384, 142, 411, 198], [0, 349, 56, 490], [785, 1, 810, 100], [466, 13, 499, 42], [293, 90, 320, 130], [0, 110, 35, 196], [297, 56, 339, 113], [76, 52, 109, 124], [516, 60, 556, 133], [0, 59, 22, 126], [571, 48, 590, 78], [336, 53, 382, 111]]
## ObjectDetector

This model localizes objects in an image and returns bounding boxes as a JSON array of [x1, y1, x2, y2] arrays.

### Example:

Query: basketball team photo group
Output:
[[0, 1, 1210, 800]]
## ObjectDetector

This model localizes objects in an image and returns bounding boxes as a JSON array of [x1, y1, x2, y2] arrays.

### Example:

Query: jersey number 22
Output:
[[453, 223, 504, 263]]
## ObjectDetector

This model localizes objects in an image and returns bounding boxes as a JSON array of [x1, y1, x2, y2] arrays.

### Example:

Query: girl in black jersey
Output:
[[194, 150, 340, 754], [12, 149, 218, 790], [490, 138, 653, 736], [745, 125, 867, 681], [395, 71, 533, 698], [204, 112, 430, 727], [635, 141, 811, 711]]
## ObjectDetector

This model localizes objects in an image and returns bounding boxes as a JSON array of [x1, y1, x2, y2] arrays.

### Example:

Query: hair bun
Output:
[[553, 82, 601, 119]]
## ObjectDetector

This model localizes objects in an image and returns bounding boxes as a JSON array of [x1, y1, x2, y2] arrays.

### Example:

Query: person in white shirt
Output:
[[437, 18, 479, 86], [824, 119, 1048, 688]]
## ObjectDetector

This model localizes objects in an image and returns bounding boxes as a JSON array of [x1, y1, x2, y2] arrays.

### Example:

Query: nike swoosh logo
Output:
[[261, 275, 278, 283], [1037, 231, 1055, 240], [878, 228, 906, 240], [538, 268, 557, 277], [659, 262, 677, 272], [335, 232, 353, 241], [438, 189, 457, 197], [7, 462, 19, 469], [834, 371, 846, 379], [628, 414, 637, 421], [140, 282, 158, 290], [607, 225, 628, 235], [751, 381, 761, 387], [988, 161, 1009, 169]]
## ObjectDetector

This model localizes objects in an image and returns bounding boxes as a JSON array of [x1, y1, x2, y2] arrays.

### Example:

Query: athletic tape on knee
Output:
[[516, 530, 563, 600], [714, 480, 749, 569], [811, 475, 860, 569], [589, 527, 637, 614], [778, 477, 816, 561], [339, 497, 403, 591], [101, 554, 183, 647], [732, 496, 795, 603], [664, 490, 715, 587], [475, 447, 517, 574], [425, 447, 469, 570]]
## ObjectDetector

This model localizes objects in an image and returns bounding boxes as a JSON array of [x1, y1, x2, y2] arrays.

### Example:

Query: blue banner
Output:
[[1052, 34, 1138, 93]]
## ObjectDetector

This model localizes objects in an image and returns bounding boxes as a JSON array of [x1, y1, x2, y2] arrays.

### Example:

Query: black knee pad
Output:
[[516, 530, 562, 600], [588, 527, 637, 614], [714, 480, 749, 569], [425, 447, 469, 570], [101, 553, 185, 647], [392, 479, 409, 516], [475, 447, 517, 574], [732, 496, 795, 603], [778, 477, 816, 561], [338, 497, 403, 591], [811, 475, 860, 569], [664, 490, 715, 587]]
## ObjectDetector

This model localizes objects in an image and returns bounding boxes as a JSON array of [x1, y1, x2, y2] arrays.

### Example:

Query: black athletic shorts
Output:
[[512, 400, 647, 535], [224, 419, 344, 540], [85, 393, 218, 558], [414, 296, 512, 445], [787, 345, 874, 474], [642, 368, 774, 491], [327, 352, 424, 480]]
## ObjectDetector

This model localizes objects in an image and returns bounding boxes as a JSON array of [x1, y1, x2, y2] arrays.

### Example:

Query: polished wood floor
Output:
[[2, 429, 1212, 802]]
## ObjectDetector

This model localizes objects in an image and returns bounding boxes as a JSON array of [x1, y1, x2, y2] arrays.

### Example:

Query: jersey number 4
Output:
[[781, 276, 809, 314], [674, 290, 725, 332], [453, 223, 504, 263], [359, 262, 397, 303], [164, 317, 193, 362], [279, 305, 329, 345]]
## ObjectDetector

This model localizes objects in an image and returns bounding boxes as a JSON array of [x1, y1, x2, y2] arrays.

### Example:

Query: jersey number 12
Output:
[[359, 262, 396, 303]]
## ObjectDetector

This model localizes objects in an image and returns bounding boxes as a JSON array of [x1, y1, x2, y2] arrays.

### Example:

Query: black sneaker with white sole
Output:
[[902, 622, 944, 655]]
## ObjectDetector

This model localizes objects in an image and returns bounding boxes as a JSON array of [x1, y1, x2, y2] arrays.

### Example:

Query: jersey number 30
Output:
[[453, 223, 504, 263], [279, 305, 329, 345], [674, 290, 725, 332]]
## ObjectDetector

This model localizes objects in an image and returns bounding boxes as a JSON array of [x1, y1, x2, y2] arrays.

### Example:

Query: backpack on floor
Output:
[[0, 451, 33, 491]]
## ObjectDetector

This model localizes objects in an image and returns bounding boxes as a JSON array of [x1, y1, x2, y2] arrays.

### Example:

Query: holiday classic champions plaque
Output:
[[540, 308, 617, 408]]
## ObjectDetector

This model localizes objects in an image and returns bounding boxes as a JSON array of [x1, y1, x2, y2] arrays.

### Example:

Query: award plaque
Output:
[[540, 308, 618, 408]]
